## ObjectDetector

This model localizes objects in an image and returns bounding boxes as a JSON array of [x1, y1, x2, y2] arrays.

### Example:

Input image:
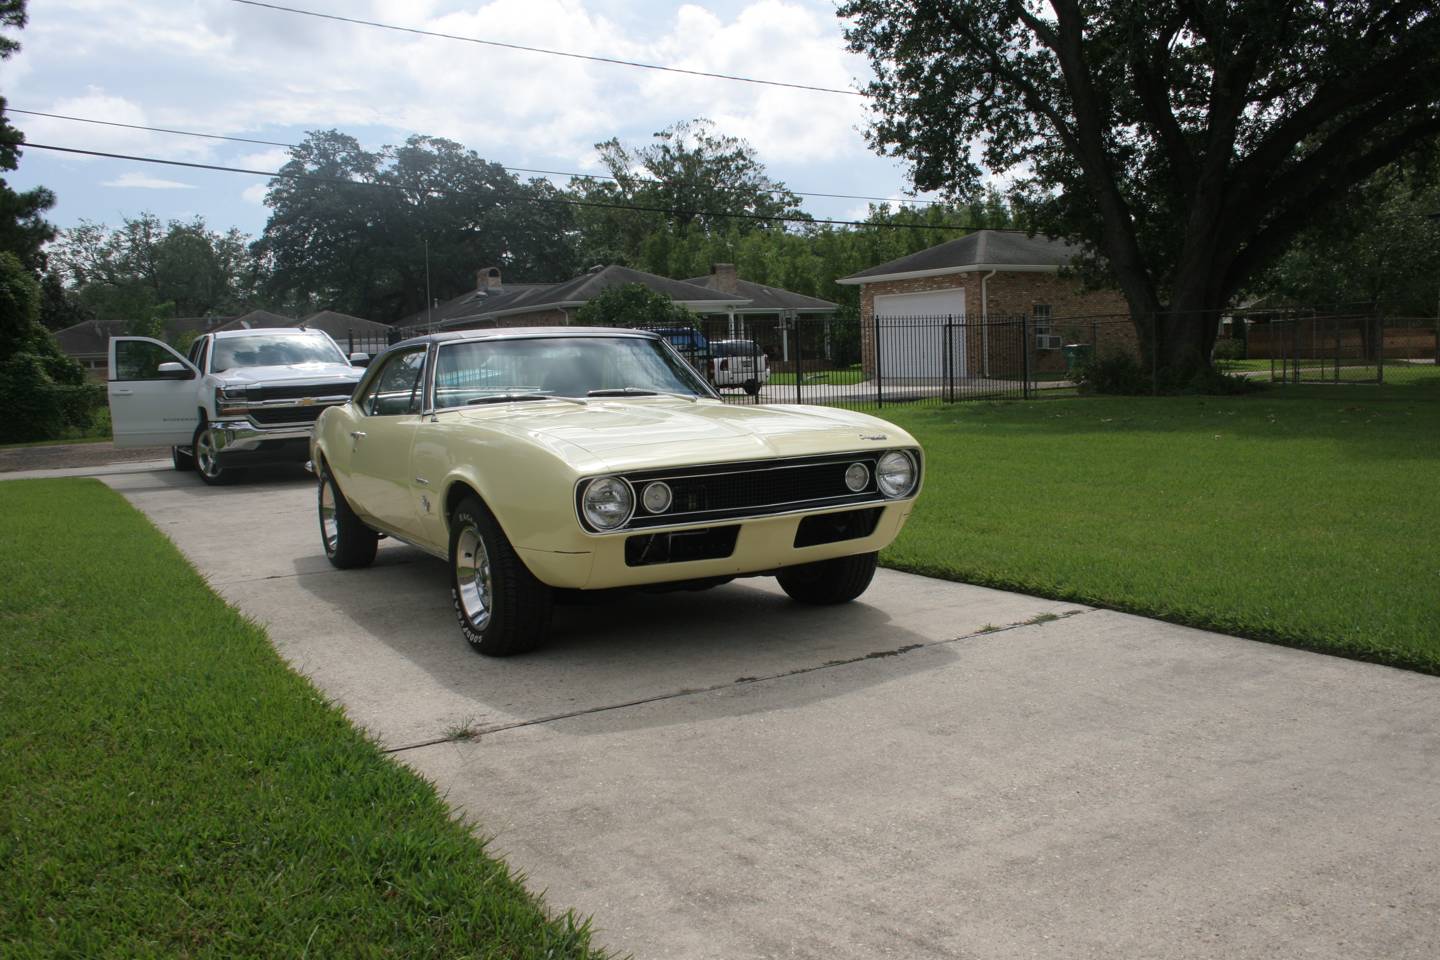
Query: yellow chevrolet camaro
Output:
[[312, 328, 923, 656]]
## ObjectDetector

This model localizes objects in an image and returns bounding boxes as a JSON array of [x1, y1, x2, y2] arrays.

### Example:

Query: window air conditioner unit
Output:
[[1035, 333, 1062, 350]]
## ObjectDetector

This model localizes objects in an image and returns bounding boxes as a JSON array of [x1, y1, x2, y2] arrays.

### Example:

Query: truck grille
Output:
[[242, 382, 355, 402], [248, 406, 326, 426]]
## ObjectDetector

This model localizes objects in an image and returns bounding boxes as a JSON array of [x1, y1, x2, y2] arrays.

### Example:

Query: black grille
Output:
[[244, 381, 355, 402], [625, 526, 739, 566], [249, 405, 325, 426], [592, 452, 899, 531], [664, 461, 869, 514]]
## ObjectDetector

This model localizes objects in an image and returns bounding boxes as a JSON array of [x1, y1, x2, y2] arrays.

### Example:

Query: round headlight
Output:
[[844, 462, 870, 493], [875, 450, 917, 499], [582, 477, 634, 530], [641, 481, 673, 514]]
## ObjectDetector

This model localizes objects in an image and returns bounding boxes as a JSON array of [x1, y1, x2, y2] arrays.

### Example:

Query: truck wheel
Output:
[[450, 495, 552, 656], [171, 445, 194, 471], [743, 378, 761, 396], [193, 419, 244, 486], [318, 466, 378, 569], [776, 552, 878, 604]]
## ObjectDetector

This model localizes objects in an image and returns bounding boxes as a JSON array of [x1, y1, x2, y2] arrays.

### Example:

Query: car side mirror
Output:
[[349, 352, 371, 367], [157, 361, 193, 380]]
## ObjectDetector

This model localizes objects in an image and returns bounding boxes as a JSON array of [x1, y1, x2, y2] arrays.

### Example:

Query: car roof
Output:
[[390, 326, 661, 351]]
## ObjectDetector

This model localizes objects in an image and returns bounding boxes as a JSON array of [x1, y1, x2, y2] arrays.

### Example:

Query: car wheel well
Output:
[[445, 481, 483, 526]]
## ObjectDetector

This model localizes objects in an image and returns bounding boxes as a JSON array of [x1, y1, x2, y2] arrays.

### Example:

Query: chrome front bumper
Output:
[[205, 419, 314, 463]]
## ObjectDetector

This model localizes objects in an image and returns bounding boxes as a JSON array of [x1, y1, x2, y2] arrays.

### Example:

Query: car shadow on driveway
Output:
[[286, 541, 963, 744]]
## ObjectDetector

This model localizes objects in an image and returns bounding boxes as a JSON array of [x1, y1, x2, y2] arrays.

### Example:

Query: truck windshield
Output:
[[211, 333, 347, 372], [433, 336, 711, 407]]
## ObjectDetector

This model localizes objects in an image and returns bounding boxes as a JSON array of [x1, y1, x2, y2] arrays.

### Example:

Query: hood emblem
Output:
[[860, 433, 888, 441]]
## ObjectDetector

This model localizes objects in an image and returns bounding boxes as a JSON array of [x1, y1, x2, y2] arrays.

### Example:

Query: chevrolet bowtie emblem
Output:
[[298, 396, 316, 406]]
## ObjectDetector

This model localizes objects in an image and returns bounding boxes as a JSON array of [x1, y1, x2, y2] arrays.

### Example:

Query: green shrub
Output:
[[1075, 351, 1151, 395], [1212, 337, 1246, 361], [52, 383, 107, 432], [1181, 366, 1264, 395], [0, 354, 64, 443]]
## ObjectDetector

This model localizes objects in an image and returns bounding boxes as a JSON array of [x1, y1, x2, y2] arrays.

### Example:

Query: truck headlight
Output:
[[875, 450, 918, 499], [216, 385, 249, 414], [581, 477, 634, 530]]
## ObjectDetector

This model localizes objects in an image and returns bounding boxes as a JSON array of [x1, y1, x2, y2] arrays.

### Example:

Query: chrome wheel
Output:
[[196, 428, 221, 479], [319, 477, 339, 556], [455, 523, 494, 629]]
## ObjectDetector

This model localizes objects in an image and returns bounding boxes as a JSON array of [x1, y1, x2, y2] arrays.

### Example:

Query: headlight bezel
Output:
[[875, 449, 919, 500], [579, 475, 635, 531]]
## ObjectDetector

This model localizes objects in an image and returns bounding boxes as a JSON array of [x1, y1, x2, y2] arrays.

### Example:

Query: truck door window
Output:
[[114, 340, 184, 381]]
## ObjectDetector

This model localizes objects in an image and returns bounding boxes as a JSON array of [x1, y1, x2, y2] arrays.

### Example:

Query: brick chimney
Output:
[[476, 267, 502, 291], [710, 262, 739, 294]]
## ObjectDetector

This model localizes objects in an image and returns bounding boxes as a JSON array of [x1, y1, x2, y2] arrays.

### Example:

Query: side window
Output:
[[1032, 304, 1054, 337], [359, 349, 427, 417], [186, 337, 210, 373], [114, 340, 187, 381]]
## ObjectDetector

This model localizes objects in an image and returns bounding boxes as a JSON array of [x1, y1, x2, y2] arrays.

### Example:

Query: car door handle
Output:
[[112, 388, 133, 396], [350, 431, 367, 440]]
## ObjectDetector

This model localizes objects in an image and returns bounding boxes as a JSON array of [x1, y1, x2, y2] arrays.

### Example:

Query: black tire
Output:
[[318, 466, 378, 569], [450, 495, 553, 656], [776, 552, 879, 605], [171, 445, 194, 471], [743, 378, 761, 396], [193, 418, 244, 486]]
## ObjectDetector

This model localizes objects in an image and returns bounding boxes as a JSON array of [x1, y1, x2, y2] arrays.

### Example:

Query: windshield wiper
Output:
[[465, 392, 587, 406], [587, 387, 697, 402]]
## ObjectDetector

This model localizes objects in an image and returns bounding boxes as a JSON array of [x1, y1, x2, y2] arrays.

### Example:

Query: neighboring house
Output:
[[400, 264, 751, 333], [53, 319, 123, 381], [836, 229, 1134, 378], [682, 263, 839, 364]]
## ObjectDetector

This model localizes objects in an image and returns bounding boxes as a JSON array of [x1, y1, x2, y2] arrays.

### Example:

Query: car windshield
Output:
[[433, 336, 710, 407], [211, 333, 346, 372]]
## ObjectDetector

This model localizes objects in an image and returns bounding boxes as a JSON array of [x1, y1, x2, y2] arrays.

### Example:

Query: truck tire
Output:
[[743, 378, 761, 396], [193, 418, 244, 486]]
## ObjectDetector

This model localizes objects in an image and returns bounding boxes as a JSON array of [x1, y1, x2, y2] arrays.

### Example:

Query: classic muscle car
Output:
[[311, 327, 923, 656]]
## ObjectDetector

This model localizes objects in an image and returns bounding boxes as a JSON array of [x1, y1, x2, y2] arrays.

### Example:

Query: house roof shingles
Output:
[[681, 275, 837, 313], [838, 229, 1081, 284]]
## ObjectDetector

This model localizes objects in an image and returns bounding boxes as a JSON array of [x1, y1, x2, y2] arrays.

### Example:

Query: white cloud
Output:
[[241, 182, 269, 206], [102, 172, 196, 190]]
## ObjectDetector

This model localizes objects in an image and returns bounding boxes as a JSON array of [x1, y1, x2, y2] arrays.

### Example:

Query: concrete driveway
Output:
[[56, 463, 1440, 958]]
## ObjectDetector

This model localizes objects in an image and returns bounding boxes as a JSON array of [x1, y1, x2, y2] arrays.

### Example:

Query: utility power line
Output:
[[8, 107, 946, 208], [229, 0, 865, 97], [24, 143, 982, 232]]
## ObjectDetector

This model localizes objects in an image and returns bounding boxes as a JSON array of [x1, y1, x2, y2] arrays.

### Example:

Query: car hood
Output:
[[455, 398, 914, 473], [213, 362, 362, 386]]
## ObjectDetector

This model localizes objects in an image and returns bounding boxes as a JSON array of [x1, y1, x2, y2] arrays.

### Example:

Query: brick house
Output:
[[836, 230, 1134, 378]]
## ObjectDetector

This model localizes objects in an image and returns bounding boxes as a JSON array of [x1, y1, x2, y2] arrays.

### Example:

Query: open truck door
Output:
[[107, 336, 200, 448]]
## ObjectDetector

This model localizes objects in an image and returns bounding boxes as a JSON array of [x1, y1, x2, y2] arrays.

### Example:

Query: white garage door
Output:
[[874, 289, 966, 380]]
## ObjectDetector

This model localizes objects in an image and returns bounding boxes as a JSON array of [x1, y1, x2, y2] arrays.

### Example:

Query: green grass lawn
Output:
[[0, 480, 605, 958], [877, 370, 1440, 673], [770, 365, 868, 386]]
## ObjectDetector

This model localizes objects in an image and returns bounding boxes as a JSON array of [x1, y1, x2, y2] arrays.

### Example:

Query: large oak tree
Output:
[[839, 0, 1440, 376]]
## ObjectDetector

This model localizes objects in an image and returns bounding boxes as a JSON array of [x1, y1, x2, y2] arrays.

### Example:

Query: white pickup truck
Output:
[[108, 328, 367, 484]]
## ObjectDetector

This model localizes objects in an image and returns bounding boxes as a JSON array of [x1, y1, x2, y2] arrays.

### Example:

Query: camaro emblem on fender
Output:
[[860, 433, 888, 441], [419, 494, 431, 514]]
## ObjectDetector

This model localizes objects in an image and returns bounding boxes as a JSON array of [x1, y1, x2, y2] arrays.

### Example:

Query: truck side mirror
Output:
[[157, 361, 194, 380], [349, 352, 371, 367]]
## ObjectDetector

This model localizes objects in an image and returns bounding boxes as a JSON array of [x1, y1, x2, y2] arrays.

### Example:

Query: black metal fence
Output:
[[1230, 314, 1439, 386], [610, 313, 1145, 409]]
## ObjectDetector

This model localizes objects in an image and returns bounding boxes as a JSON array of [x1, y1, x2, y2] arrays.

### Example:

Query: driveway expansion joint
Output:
[[382, 605, 1098, 755]]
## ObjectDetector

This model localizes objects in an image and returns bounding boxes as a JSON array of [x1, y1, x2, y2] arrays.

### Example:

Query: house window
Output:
[[1032, 304, 1053, 335], [1032, 304, 1061, 350]]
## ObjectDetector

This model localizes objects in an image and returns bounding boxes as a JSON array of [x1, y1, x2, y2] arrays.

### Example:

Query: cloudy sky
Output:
[[0, 0, 936, 240]]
